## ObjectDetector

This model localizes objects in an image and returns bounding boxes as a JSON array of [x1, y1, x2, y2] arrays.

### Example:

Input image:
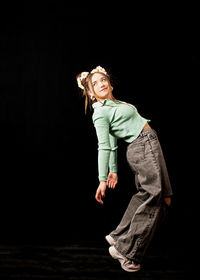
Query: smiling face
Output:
[[88, 72, 113, 101]]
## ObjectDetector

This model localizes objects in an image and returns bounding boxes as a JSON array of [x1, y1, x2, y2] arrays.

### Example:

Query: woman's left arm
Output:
[[107, 172, 118, 189], [107, 134, 118, 189]]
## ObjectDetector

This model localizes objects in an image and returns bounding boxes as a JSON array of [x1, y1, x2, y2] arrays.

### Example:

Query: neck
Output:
[[97, 95, 115, 102]]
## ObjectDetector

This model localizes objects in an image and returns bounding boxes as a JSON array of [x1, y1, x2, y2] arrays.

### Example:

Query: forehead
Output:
[[91, 72, 107, 83]]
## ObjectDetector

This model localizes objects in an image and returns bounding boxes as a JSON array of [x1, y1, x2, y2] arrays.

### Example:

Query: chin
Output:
[[96, 90, 112, 100], [101, 94, 108, 99], [99, 92, 109, 99]]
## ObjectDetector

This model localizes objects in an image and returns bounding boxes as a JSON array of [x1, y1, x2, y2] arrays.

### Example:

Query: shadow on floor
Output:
[[0, 242, 191, 280]]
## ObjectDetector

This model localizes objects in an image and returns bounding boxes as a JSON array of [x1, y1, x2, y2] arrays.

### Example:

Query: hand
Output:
[[107, 172, 118, 189], [164, 196, 171, 207], [95, 181, 107, 205]]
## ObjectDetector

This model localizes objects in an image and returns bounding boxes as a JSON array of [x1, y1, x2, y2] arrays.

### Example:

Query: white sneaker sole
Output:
[[109, 246, 140, 272], [105, 235, 116, 246]]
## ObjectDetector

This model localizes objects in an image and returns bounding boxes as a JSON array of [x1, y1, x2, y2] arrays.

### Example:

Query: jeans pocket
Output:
[[127, 143, 146, 164], [145, 132, 160, 156]]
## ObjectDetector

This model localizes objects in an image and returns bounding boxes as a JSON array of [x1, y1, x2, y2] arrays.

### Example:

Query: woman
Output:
[[76, 66, 173, 272]]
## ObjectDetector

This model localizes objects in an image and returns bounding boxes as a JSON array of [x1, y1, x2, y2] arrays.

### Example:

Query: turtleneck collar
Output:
[[92, 99, 119, 109]]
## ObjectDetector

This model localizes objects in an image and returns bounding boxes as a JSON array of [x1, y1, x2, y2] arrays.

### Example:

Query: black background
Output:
[[0, 2, 198, 256]]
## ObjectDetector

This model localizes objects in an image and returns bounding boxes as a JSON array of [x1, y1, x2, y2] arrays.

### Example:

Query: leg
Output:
[[114, 129, 170, 263], [110, 172, 149, 240], [110, 193, 143, 241]]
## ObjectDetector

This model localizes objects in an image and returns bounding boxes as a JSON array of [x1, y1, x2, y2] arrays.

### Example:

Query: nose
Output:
[[99, 81, 104, 88]]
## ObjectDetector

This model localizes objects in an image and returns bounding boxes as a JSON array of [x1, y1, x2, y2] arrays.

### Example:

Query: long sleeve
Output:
[[93, 110, 118, 181], [109, 134, 118, 173]]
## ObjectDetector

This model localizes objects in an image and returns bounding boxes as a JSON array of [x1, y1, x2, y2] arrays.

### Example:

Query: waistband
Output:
[[139, 128, 157, 137]]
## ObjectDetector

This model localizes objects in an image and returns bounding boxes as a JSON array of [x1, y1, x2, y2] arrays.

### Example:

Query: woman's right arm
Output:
[[95, 181, 107, 205], [93, 110, 112, 182]]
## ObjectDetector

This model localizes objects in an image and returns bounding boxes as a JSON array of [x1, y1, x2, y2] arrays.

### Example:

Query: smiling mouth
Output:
[[100, 88, 107, 92]]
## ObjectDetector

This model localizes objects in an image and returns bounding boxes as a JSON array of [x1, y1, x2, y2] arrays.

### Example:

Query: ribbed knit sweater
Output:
[[92, 99, 150, 181]]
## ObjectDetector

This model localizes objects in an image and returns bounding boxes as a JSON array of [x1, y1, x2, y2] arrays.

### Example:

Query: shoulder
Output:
[[92, 106, 108, 123], [117, 100, 137, 110]]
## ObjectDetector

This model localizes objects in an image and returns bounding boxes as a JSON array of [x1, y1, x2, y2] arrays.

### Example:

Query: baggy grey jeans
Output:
[[110, 128, 173, 264]]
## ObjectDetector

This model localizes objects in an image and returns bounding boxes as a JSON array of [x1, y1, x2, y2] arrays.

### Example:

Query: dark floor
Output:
[[0, 242, 192, 280]]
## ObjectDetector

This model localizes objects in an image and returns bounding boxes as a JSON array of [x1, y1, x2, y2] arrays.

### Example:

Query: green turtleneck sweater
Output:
[[92, 99, 150, 181]]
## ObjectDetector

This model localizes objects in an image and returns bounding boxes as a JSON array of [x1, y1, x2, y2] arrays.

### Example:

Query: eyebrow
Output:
[[92, 76, 106, 85]]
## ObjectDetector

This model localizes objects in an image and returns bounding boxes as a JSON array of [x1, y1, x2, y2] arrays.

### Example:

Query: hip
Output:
[[126, 125, 161, 160]]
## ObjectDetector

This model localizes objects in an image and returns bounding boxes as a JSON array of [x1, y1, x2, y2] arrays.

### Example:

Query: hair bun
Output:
[[76, 72, 89, 89]]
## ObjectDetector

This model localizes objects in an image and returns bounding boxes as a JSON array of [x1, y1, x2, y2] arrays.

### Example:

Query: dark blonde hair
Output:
[[76, 71, 112, 114]]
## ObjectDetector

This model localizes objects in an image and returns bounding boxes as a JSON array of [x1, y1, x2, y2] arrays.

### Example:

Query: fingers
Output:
[[95, 193, 103, 204], [112, 182, 117, 189], [110, 181, 114, 189], [95, 189, 105, 205], [107, 179, 112, 188], [107, 179, 117, 189]]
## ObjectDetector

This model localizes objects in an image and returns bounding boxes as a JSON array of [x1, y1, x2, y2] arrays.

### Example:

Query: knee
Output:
[[154, 186, 162, 197]]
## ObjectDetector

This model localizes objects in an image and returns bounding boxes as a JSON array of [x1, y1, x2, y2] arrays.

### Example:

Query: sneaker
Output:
[[105, 235, 116, 246], [109, 245, 140, 272]]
